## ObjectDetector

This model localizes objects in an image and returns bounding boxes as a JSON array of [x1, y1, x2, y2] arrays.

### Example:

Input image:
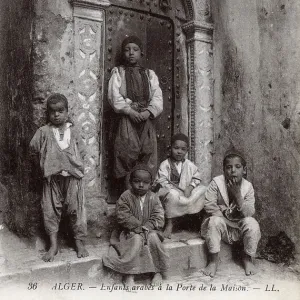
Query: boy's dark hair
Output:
[[129, 164, 153, 182], [46, 93, 68, 111], [223, 148, 246, 168], [171, 133, 189, 147]]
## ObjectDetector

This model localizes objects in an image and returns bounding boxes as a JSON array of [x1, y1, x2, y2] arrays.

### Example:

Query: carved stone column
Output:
[[183, 20, 214, 184], [72, 0, 109, 198]]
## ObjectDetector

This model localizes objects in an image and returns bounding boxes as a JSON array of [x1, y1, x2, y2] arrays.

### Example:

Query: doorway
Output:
[[102, 5, 179, 203]]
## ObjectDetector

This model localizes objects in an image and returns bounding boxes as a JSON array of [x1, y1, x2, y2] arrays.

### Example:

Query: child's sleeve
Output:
[[204, 180, 224, 217], [238, 183, 255, 217], [143, 195, 165, 230], [108, 67, 133, 115], [147, 70, 163, 118], [116, 194, 142, 232], [29, 128, 43, 155], [155, 160, 174, 190], [190, 164, 201, 187]]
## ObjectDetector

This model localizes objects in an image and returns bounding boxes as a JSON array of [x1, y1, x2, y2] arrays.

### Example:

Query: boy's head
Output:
[[171, 133, 189, 162], [46, 93, 68, 127], [223, 148, 247, 183], [129, 164, 152, 196], [122, 36, 143, 66]]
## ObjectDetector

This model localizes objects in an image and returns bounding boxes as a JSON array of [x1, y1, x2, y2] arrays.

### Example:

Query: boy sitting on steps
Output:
[[155, 133, 206, 238], [201, 148, 261, 277]]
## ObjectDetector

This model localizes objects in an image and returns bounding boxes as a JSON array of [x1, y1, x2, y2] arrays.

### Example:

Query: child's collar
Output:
[[49, 122, 73, 130], [48, 118, 74, 127], [124, 63, 144, 69], [130, 189, 149, 198], [170, 157, 185, 164]]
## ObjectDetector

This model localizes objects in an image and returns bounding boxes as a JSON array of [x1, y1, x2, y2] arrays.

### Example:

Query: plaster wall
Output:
[[28, 0, 213, 238], [212, 0, 300, 252], [32, 0, 109, 237], [0, 1, 9, 174], [5, 0, 36, 235], [3, 0, 213, 238]]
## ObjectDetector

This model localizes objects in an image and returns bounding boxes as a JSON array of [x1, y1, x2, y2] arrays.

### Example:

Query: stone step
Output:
[[0, 231, 233, 289], [165, 236, 233, 276]]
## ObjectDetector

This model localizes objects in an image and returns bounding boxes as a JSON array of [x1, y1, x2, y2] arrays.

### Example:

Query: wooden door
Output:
[[102, 6, 175, 203]]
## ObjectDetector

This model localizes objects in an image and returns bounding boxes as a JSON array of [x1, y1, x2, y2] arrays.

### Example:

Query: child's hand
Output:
[[140, 110, 150, 121], [142, 226, 149, 232], [141, 227, 149, 245], [226, 178, 242, 203], [184, 186, 193, 197], [129, 110, 143, 123]]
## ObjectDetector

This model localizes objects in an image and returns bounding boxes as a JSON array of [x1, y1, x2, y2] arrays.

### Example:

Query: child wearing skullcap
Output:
[[108, 35, 163, 193], [155, 133, 206, 238], [103, 164, 168, 286]]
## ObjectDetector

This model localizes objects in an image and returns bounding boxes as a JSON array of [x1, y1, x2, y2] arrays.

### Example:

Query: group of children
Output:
[[29, 35, 261, 284]]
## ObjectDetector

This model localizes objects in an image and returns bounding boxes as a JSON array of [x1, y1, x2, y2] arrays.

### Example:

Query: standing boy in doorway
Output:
[[108, 36, 163, 191]]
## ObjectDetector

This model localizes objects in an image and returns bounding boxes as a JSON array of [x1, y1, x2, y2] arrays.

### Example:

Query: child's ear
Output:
[[141, 51, 144, 57]]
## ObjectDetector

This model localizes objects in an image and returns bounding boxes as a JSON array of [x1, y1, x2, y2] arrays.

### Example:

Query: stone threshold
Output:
[[0, 227, 233, 288]]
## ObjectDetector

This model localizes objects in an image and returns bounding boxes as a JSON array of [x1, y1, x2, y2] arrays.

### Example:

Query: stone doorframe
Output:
[[70, 0, 214, 200]]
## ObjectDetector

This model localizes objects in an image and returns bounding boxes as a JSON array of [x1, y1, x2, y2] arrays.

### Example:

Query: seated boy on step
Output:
[[201, 148, 261, 277], [155, 133, 206, 238], [102, 164, 168, 286]]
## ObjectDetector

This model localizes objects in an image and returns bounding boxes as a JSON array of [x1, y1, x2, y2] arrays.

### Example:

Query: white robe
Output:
[[155, 159, 206, 218]]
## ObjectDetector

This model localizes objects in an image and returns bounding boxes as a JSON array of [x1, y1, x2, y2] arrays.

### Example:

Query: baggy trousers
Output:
[[42, 175, 87, 240]]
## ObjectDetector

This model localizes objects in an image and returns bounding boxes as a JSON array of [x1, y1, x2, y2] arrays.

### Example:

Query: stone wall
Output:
[[5, 0, 37, 235], [3, 0, 300, 255], [32, 0, 107, 237], [27, 0, 214, 238], [2, 0, 213, 239], [0, 1, 9, 175], [211, 0, 300, 252]]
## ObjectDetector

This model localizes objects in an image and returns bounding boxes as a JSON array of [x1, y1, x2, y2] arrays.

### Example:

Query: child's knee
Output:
[[157, 187, 169, 199], [168, 189, 180, 199], [147, 232, 160, 245], [192, 185, 206, 196], [131, 234, 144, 248], [242, 217, 260, 234], [208, 216, 225, 230]]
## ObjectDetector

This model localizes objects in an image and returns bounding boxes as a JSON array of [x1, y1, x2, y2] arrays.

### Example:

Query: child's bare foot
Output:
[[243, 253, 257, 276], [42, 233, 58, 262], [202, 253, 219, 277], [203, 261, 218, 277], [151, 272, 163, 286], [163, 218, 173, 239], [42, 246, 58, 262], [123, 274, 134, 287], [75, 240, 89, 258]]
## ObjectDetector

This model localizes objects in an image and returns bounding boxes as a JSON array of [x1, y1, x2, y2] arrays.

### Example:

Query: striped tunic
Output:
[[102, 190, 169, 274]]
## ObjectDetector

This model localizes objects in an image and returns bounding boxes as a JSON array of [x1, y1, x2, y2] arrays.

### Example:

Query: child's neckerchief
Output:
[[124, 64, 150, 108], [168, 158, 184, 187]]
